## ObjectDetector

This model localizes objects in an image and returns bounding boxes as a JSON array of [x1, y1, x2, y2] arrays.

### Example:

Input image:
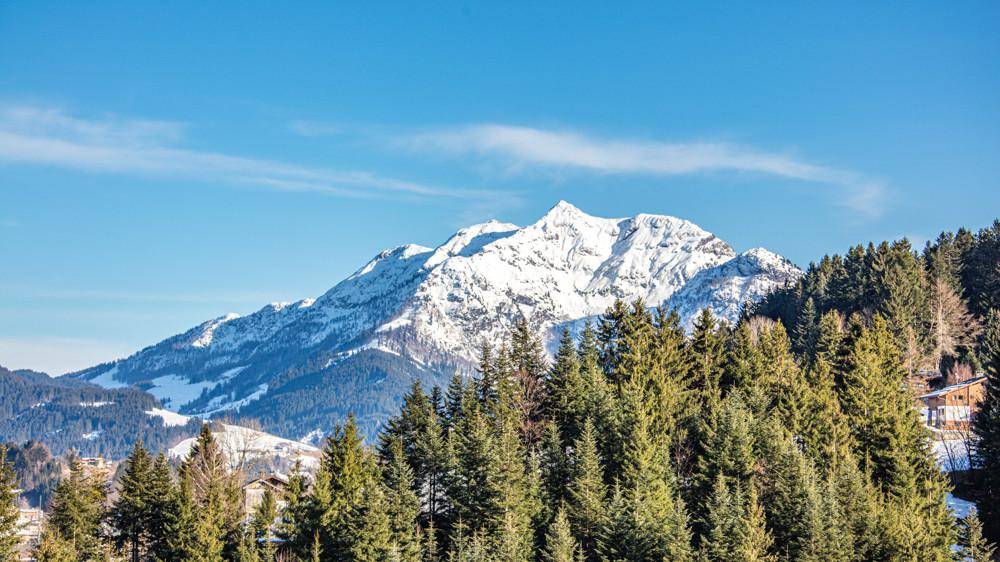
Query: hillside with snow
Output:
[[73, 201, 801, 438]]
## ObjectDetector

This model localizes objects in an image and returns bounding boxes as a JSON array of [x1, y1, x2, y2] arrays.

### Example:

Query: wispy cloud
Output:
[[0, 105, 495, 202], [404, 124, 888, 217]]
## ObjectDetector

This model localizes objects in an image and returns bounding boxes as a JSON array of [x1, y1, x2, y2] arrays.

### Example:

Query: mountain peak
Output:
[[76, 202, 800, 439], [538, 200, 589, 223]]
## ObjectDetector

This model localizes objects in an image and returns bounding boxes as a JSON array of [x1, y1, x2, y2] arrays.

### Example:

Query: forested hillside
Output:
[[0, 365, 200, 458], [7, 302, 998, 561], [753, 219, 1000, 374]]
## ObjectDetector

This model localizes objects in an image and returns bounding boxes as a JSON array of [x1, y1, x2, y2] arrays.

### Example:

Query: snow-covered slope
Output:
[[665, 247, 801, 329], [74, 201, 800, 435], [168, 422, 320, 471]]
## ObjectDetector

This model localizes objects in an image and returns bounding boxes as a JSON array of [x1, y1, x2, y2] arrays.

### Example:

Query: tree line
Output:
[[753, 220, 999, 375], [2, 300, 999, 561]]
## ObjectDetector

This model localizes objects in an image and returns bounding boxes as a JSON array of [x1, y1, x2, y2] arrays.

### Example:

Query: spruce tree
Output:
[[182, 424, 240, 561], [489, 414, 540, 562], [445, 407, 497, 536], [319, 415, 380, 559], [544, 507, 581, 562], [566, 418, 606, 560], [795, 297, 820, 360], [839, 316, 934, 490], [689, 307, 726, 409], [110, 441, 154, 562], [146, 453, 176, 561], [47, 457, 107, 560], [509, 317, 549, 446], [702, 475, 777, 562], [165, 467, 198, 560], [599, 389, 693, 562], [383, 437, 423, 561], [761, 437, 826, 562], [958, 511, 997, 562], [33, 526, 77, 562], [444, 373, 467, 429], [973, 309, 1000, 534], [538, 421, 569, 515], [0, 446, 19, 561], [546, 328, 586, 443], [733, 481, 775, 562], [251, 488, 277, 561], [350, 482, 394, 562]]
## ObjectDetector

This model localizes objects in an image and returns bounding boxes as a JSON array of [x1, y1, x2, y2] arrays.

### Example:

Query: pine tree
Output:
[[566, 419, 606, 560], [973, 309, 1000, 537], [110, 441, 154, 562], [544, 507, 581, 562], [0, 446, 20, 561]]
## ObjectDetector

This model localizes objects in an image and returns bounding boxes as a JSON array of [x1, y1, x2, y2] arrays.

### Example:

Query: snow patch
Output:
[[87, 365, 126, 389], [932, 438, 972, 472], [168, 423, 320, 470], [146, 408, 195, 427]]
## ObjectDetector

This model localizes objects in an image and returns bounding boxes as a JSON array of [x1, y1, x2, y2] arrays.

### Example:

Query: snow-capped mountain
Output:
[[73, 201, 800, 438]]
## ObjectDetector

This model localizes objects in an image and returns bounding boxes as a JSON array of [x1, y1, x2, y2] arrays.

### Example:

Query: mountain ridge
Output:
[[73, 201, 801, 438]]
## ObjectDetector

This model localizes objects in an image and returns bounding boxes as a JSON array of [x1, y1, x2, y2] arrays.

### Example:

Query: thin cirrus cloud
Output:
[[0, 105, 495, 202], [402, 124, 888, 217]]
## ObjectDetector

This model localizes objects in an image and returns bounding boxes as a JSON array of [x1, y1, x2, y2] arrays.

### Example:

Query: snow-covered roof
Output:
[[919, 376, 986, 399]]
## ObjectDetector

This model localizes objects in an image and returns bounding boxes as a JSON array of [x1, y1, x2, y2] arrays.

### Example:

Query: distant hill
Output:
[[0, 364, 201, 458]]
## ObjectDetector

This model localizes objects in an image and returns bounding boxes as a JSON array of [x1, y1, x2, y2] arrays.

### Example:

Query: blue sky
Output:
[[1, 2, 998, 374]]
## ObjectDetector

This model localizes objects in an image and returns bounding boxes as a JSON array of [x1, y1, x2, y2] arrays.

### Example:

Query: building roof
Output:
[[919, 376, 987, 399], [244, 474, 289, 488]]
